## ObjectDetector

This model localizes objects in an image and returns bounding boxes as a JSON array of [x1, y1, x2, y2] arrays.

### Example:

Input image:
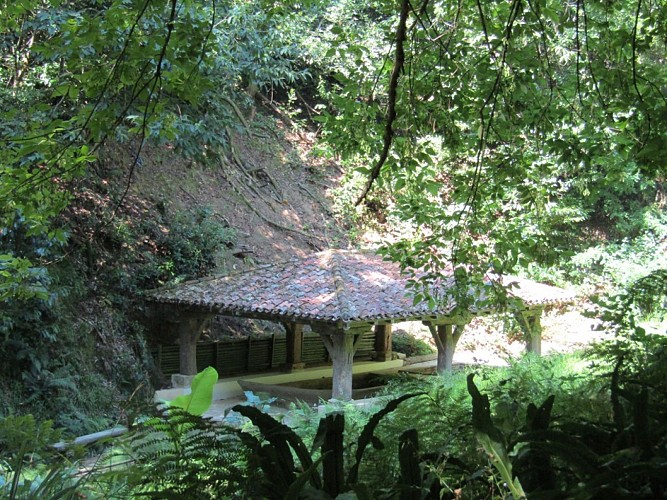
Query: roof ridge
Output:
[[329, 251, 354, 324]]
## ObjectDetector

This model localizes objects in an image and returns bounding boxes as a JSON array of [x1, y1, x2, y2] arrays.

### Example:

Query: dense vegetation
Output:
[[1, 0, 666, 497], [2, 315, 666, 497]]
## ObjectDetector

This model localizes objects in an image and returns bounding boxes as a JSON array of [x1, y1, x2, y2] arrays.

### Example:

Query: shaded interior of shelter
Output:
[[150, 318, 380, 380], [145, 250, 576, 401]]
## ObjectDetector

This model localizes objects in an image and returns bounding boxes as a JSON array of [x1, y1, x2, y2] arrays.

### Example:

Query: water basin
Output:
[[238, 372, 391, 405]]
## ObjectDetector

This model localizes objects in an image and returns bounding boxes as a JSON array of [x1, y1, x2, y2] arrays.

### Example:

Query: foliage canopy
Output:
[[1, 0, 666, 439], [2, 0, 666, 299], [312, 0, 666, 297]]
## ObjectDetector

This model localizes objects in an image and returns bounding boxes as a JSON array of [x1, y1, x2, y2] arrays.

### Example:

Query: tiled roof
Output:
[[145, 250, 576, 327]]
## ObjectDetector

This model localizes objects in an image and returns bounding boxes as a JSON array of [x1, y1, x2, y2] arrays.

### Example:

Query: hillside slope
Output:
[[129, 121, 348, 266], [0, 107, 353, 432]]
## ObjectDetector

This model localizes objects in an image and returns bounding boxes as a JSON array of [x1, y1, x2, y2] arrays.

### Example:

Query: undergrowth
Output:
[[525, 207, 667, 293], [1, 324, 665, 498], [0, 170, 237, 433], [391, 329, 435, 356], [346, 352, 608, 496]]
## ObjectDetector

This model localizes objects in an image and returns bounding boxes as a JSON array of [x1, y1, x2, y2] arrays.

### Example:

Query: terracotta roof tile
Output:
[[145, 250, 576, 327]]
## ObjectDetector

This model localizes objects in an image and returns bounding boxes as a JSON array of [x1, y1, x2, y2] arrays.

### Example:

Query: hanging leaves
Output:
[[316, 0, 667, 297]]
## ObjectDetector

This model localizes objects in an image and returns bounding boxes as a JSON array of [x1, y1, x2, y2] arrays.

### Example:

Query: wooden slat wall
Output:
[[302, 334, 329, 362], [355, 332, 376, 358], [272, 336, 287, 368], [150, 330, 377, 376], [217, 339, 248, 375], [152, 344, 180, 375]]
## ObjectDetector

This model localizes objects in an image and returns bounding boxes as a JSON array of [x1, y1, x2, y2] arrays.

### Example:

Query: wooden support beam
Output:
[[424, 319, 469, 374], [172, 313, 213, 376], [374, 323, 393, 361], [514, 308, 544, 355], [283, 322, 305, 371], [318, 326, 367, 400]]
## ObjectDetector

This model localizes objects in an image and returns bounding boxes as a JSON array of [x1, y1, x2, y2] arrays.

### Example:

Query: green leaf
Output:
[[168, 366, 218, 416], [348, 393, 424, 486], [283, 455, 325, 500], [468, 374, 526, 499], [424, 181, 440, 197], [231, 404, 322, 491]]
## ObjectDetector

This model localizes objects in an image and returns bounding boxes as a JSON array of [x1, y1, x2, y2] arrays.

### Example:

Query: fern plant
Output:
[[230, 393, 425, 498], [100, 366, 256, 498], [0, 415, 88, 499], [115, 409, 252, 499]]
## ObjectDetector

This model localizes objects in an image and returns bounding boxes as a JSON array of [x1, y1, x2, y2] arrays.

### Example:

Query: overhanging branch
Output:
[[354, 0, 410, 206]]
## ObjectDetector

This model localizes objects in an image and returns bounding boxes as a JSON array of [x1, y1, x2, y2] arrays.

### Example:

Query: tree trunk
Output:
[[515, 310, 543, 355]]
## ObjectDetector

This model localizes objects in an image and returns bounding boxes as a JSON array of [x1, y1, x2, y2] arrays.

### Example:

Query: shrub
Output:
[[0, 415, 88, 499], [391, 329, 434, 357]]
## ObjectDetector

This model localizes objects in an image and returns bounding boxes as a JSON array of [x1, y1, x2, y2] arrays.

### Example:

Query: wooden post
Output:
[[515, 308, 543, 355], [284, 322, 305, 370], [374, 323, 392, 361], [176, 313, 213, 376], [319, 326, 366, 400], [425, 320, 468, 374], [325, 333, 355, 400]]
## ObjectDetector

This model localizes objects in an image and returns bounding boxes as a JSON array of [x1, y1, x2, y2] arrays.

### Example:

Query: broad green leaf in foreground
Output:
[[168, 366, 218, 416]]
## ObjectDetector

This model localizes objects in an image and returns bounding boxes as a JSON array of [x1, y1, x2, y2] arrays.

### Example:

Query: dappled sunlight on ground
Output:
[[394, 306, 611, 367]]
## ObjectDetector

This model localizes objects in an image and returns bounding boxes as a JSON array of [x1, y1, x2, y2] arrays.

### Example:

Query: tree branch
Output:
[[355, 0, 410, 206], [631, 0, 651, 144], [110, 0, 179, 220]]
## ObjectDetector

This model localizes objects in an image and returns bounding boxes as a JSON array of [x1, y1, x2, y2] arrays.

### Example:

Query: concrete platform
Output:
[[156, 359, 405, 405]]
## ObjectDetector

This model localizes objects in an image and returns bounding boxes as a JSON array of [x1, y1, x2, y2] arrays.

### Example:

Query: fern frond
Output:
[[103, 408, 252, 499]]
